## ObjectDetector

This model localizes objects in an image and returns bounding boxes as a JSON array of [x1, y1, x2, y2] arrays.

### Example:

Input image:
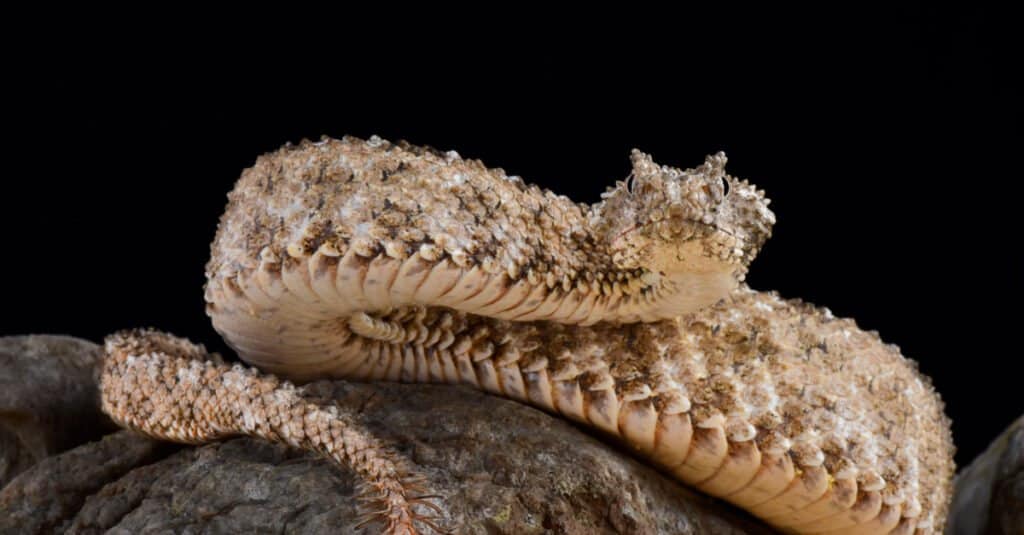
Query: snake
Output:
[[103, 135, 954, 534]]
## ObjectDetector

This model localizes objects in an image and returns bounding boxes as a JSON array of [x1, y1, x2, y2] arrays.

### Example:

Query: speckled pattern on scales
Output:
[[100, 136, 954, 534]]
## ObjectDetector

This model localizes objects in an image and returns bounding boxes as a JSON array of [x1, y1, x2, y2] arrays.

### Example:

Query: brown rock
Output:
[[2, 374, 777, 534], [0, 431, 171, 534], [946, 415, 1023, 535], [0, 335, 114, 487]]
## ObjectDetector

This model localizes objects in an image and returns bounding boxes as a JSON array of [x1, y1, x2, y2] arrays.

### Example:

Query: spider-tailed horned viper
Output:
[[99, 135, 955, 534]]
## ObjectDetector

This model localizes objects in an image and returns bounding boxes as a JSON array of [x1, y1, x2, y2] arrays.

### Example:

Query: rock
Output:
[[0, 431, 172, 534], [945, 414, 1024, 535], [0, 335, 115, 487], [2, 376, 777, 534]]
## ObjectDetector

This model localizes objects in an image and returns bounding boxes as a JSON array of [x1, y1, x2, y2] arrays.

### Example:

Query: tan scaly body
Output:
[[101, 136, 954, 534]]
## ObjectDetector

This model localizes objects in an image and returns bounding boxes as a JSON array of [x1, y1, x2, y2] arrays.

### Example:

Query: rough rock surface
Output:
[[945, 415, 1024, 535], [0, 335, 114, 488], [1, 335, 775, 534]]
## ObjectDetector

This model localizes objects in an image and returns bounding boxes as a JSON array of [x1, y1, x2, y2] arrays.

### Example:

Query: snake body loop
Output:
[[203, 136, 953, 533]]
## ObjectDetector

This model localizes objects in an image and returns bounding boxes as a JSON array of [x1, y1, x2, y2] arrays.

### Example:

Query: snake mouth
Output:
[[612, 219, 740, 247], [611, 224, 638, 245]]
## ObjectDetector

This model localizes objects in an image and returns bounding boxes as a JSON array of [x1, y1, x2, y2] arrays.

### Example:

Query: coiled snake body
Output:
[[100, 136, 954, 534]]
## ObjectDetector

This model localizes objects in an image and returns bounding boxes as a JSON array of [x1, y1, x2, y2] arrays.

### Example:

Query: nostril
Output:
[[721, 176, 730, 197]]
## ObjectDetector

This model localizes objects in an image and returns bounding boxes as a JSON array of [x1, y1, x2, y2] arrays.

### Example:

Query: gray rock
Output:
[[1, 364, 777, 534], [0, 335, 114, 487], [946, 415, 1024, 535], [0, 431, 171, 534]]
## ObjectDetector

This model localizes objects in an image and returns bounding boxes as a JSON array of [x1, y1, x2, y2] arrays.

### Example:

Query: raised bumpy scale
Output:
[[100, 136, 954, 534]]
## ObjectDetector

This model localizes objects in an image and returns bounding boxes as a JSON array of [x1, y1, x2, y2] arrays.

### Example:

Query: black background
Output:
[[3, 6, 1018, 467]]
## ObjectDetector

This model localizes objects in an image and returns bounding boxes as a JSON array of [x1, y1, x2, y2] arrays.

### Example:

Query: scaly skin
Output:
[[100, 330, 442, 534], [101, 136, 954, 534]]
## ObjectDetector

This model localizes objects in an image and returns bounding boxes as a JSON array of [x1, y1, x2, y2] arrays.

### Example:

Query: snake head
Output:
[[592, 150, 775, 314]]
